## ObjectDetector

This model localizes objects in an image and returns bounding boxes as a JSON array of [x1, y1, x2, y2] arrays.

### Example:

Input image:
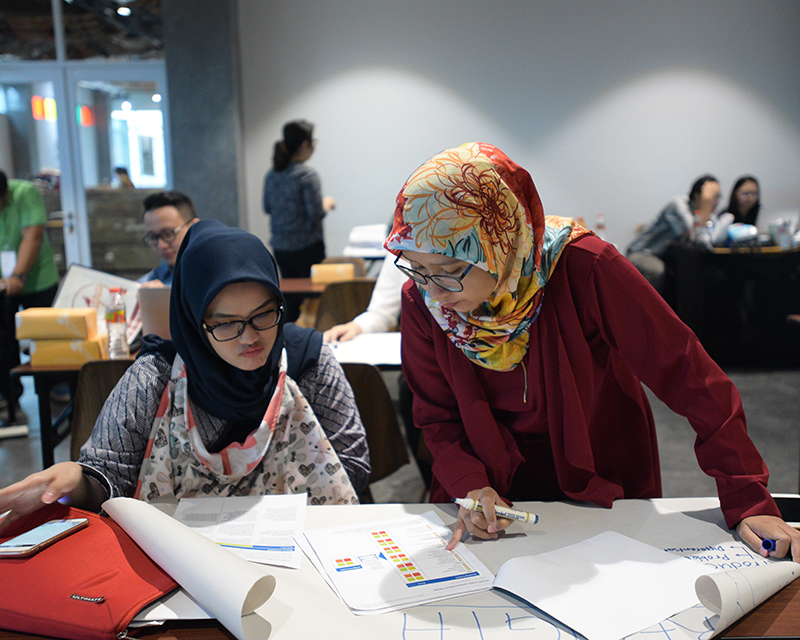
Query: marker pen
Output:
[[762, 538, 777, 552], [452, 498, 539, 524]]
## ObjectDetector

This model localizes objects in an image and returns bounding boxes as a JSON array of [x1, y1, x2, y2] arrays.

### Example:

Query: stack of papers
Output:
[[300, 511, 494, 614]]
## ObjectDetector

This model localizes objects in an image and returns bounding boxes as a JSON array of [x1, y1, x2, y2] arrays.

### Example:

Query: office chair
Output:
[[340, 362, 410, 503], [313, 279, 376, 333], [69, 359, 134, 460]]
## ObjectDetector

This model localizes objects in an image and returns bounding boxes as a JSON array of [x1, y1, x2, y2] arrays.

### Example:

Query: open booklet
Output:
[[300, 511, 495, 614], [492, 531, 800, 640], [103, 497, 277, 640]]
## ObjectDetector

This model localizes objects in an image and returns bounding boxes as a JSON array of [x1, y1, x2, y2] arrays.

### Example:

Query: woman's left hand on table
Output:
[[737, 515, 800, 562]]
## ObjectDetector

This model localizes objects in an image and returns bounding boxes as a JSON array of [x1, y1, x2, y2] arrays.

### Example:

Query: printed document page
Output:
[[302, 511, 493, 614], [173, 494, 306, 568]]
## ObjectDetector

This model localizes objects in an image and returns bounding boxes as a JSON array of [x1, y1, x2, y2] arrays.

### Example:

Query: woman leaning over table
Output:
[[0, 220, 370, 532], [385, 142, 800, 559]]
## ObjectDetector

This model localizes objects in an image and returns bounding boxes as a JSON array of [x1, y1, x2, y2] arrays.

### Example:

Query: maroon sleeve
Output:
[[399, 281, 495, 498], [574, 238, 779, 527]]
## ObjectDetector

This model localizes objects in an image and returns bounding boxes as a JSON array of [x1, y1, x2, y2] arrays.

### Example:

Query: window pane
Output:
[[0, 0, 56, 61], [62, 0, 163, 61]]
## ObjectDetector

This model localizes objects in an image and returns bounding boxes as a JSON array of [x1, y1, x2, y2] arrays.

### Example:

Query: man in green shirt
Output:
[[0, 171, 59, 431]]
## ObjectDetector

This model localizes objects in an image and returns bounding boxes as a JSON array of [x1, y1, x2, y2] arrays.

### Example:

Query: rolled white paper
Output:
[[104, 497, 276, 640], [695, 561, 800, 636]]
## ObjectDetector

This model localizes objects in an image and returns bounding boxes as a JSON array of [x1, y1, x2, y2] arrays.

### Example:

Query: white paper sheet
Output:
[[53, 264, 140, 335], [302, 511, 494, 614], [103, 497, 276, 640], [172, 494, 306, 568], [493, 531, 718, 640], [328, 332, 401, 366]]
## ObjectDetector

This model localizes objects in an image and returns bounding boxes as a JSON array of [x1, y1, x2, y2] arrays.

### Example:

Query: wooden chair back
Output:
[[69, 359, 134, 460], [313, 279, 376, 333], [340, 362, 409, 503]]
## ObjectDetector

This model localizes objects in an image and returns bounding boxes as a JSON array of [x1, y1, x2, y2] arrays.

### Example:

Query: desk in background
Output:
[[11, 363, 81, 468], [667, 245, 800, 367], [278, 277, 327, 298], [0, 498, 796, 639]]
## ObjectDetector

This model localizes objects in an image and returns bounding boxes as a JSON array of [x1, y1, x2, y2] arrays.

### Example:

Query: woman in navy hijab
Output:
[[0, 221, 369, 529]]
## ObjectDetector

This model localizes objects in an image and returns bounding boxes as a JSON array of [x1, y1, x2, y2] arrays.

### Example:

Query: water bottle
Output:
[[106, 287, 130, 359], [595, 213, 606, 240]]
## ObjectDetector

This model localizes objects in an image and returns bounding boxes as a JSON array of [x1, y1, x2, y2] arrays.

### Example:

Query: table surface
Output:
[[279, 276, 377, 296], [1, 498, 797, 640], [278, 277, 327, 296]]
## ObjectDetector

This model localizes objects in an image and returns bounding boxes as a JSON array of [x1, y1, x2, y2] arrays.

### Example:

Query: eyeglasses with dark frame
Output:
[[393, 254, 474, 293], [143, 220, 193, 247], [202, 305, 284, 342]]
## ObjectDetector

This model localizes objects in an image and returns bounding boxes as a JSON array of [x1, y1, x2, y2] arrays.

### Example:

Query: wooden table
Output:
[[10, 363, 82, 468], [278, 277, 327, 297], [666, 244, 800, 367]]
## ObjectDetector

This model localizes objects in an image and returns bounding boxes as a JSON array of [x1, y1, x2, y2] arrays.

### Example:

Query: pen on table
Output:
[[452, 498, 539, 524], [762, 538, 777, 552]]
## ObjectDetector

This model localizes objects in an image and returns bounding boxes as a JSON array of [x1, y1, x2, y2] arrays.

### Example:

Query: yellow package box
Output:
[[310, 263, 355, 284], [16, 307, 98, 340], [29, 334, 108, 367]]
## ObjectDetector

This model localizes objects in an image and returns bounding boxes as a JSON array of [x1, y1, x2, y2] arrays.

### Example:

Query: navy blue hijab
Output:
[[141, 220, 321, 442]]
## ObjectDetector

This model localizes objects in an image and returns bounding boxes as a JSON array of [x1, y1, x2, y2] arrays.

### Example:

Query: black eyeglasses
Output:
[[203, 305, 284, 342], [143, 220, 192, 247], [393, 254, 474, 292]]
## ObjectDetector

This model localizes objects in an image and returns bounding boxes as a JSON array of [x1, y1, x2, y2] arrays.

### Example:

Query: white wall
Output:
[[237, 0, 800, 253]]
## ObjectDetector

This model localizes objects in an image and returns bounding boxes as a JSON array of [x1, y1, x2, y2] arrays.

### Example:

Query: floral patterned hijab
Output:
[[385, 142, 590, 371]]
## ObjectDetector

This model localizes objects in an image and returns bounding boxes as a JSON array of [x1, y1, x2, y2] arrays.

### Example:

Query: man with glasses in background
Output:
[[140, 190, 198, 287]]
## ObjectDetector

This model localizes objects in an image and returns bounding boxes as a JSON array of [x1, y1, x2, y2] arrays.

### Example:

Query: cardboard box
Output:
[[29, 334, 108, 367], [16, 307, 98, 340], [310, 263, 356, 284]]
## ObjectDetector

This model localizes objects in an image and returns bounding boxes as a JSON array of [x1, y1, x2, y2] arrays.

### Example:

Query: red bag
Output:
[[0, 503, 179, 640]]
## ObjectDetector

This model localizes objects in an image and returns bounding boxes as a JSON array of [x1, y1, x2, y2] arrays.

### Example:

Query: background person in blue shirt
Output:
[[140, 190, 198, 286], [263, 120, 336, 321]]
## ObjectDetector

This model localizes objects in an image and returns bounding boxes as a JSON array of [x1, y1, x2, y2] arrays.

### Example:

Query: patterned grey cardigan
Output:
[[78, 344, 371, 499]]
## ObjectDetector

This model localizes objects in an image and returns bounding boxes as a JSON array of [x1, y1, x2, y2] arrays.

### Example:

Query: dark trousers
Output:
[[273, 240, 326, 322], [0, 285, 58, 416], [398, 372, 432, 488]]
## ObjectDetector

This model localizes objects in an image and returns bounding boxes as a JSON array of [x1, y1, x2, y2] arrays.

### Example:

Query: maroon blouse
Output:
[[401, 234, 779, 528]]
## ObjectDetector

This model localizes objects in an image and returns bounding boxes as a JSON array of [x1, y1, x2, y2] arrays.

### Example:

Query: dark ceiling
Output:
[[0, 0, 163, 61]]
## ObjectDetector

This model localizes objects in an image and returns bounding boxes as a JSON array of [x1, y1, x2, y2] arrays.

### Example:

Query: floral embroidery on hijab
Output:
[[386, 142, 591, 371]]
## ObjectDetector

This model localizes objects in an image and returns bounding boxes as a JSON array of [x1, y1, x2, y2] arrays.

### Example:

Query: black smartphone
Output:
[[772, 494, 800, 528], [0, 518, 89, 558]]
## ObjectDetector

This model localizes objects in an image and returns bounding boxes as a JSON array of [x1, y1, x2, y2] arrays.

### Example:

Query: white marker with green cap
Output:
[[453, 498, 539, 524]]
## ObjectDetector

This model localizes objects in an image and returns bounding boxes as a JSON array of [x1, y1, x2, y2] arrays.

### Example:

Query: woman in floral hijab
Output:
[[386, 142, 798, 560]]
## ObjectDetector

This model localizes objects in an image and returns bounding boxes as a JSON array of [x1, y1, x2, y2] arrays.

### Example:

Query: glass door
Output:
[[65, 63, 170, 279]]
